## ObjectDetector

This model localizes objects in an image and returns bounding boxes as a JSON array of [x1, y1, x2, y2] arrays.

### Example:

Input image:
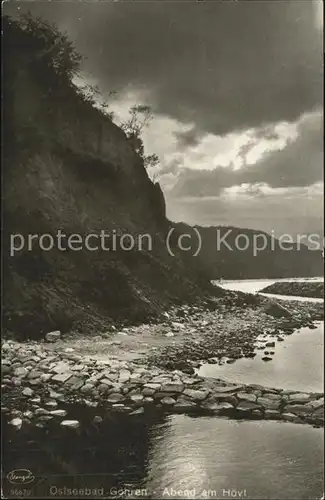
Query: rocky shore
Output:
[[260, 280, 324, 299], [2, 333, 324, 430], [143, 295, 324, 372]]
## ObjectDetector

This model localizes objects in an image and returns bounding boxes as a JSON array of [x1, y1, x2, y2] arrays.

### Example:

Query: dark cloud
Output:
[[169, 112, 323, 197], [174, 127, 204, 149], [5, 0, 322, 137]]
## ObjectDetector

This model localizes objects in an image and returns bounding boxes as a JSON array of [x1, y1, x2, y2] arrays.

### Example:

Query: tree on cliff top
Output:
[[120, 105, 160, 175], [3, 13, 82, 84], [4, 13, 161, 177]]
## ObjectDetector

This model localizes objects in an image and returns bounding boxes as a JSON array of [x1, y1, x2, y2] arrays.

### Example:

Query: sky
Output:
[[5, 0, 324, 239]]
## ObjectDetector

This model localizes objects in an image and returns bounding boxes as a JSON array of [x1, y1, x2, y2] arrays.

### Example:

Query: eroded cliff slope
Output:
[[3, 16, 215, 339]]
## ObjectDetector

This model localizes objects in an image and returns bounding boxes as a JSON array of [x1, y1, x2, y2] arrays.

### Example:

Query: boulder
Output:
[[264, 301, 292, 319], [45, 331, 61, 343], [183, 389, 210, 401]]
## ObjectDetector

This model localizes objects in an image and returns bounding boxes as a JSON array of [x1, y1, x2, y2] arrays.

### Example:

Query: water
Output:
[[147, 416, 324, 500], [215, 277, 323, 300], [202, 278, 324, 391], [2, 413, 323, 500], [3, 278, 324, 499], [199, 322, 324, 393]]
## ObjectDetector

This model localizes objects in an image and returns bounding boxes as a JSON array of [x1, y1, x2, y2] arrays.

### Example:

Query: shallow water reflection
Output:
[[3, 412, 324, 500], [147, 416, 324, 500], [198, 322, 324, 393]]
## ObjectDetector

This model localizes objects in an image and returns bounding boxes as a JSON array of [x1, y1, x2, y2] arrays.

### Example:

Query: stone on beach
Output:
[[14, 367, 28, 378], [183, 388, 210, 401], [2, 310, 324, 429], [160, 383, 184, 394], [52, 372, 73, 383], [161, 396, 176, 405], [22, 387, 34, 397], [264, 301, 292, 318], [237, 392, 257, 403], [107, 393, 125, 403], [257, 397, 280, 410], [45, 331, 61, 343], [288, 393, 312, 403], [49, 409, 68, 417], [10, 417, 23, 429], [236, 401, 260, 411], [60, 420, 80, 429]]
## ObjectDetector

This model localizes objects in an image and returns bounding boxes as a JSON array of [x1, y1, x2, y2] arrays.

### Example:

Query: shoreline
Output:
[[2, 296, 324, 430], [259, 281, 324, 299]]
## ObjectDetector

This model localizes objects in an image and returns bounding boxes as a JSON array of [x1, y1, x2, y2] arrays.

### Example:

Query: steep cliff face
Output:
[[3, 17, 215, 339]]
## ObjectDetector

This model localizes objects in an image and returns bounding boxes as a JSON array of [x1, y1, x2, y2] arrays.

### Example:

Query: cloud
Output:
[[5, 0, 322, 137], [168, 110, 323, 197], [4, 1, 322, 237], [174, 127, 205, 149], [166, 182, 324, 238]]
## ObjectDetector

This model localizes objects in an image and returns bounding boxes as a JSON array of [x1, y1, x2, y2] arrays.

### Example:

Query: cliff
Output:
[[3, 16, 215, 339]]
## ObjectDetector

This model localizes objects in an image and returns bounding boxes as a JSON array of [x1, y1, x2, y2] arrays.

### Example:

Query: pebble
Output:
[[236, 401, 260, 411], [161, 396, 176, 405], [49, 409, 67, 417], [14, 367, 28, 378], [10, 417, 23, 430], [45, 331, 61, 343], [60, 420, 80, 429], [183, 389, 210, 401], [107, 393, 124, 403], [22, 387, 34, 397], [237, 392, 256, 403]]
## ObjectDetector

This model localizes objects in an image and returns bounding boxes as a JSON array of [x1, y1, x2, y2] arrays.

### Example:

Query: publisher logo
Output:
[[6, 469, 35, 485]]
